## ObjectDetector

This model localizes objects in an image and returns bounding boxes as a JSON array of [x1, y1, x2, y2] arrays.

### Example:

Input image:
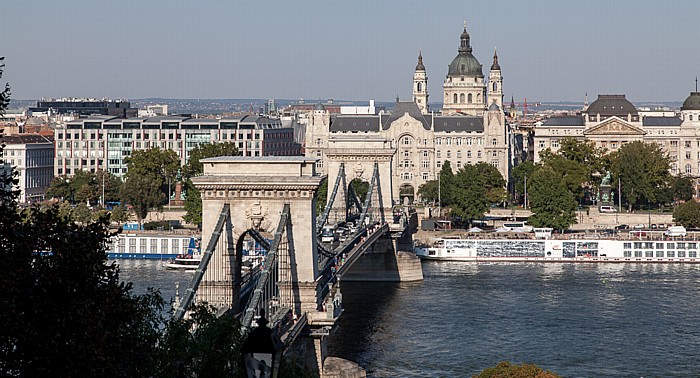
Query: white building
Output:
[[0, 134, 54, 203]]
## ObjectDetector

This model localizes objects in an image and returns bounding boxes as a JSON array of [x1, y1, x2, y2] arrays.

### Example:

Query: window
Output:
[[467, 138, 473, 146], [446, 151, 451, 158], [552, 140, 560, 148], [671, 141, 679, 148], [453, 94, 458, 104], [468, 93, 473, 104], [403, 151, 410, 158], [446, 138, 452, 146], [492, 151, 498, 157], [477, 151, 482, 158], [539, 140, 545, 148], [685, 141, 692, 148], [457, 150, 462, 158], [422, 172, 429, 180], [687, 152, 692, 160], [456, 138, 462, 146], [422, 151, 428, 158], [492, 138, 497, 146], [686, 164, 692, 174], [460, 93, 465, 104], [437, 161, 442, 168], [421, 161, 429, 168], [467, 151, 472, 158], [493, 82, 497, 91], [457, 162, 462, 168], [491, 161, 499, 168], [436, 138, 442, 146], [437, 151, 441, 158], [402, 136, 412, 146]]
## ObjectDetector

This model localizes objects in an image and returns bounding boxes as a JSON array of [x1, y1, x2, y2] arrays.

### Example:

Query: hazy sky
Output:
[[2, 0, 699, 103]]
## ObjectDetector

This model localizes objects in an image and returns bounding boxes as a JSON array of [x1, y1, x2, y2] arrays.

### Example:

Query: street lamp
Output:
[[241, 310, 282, 378], [65, 178, 74, 205]]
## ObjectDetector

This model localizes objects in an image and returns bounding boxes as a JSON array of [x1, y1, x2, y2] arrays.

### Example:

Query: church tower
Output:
[[413, 51, 429, 113], [487, 48, 503, 109], [442, 23, 486, 116]]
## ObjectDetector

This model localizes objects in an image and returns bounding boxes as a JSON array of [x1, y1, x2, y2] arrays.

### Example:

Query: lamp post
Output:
[[65, 178, 74, 205], [241, 310, 282, 378]]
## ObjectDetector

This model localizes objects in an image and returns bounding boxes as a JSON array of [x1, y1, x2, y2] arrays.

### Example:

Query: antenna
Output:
[[696, 76, 698, 92]]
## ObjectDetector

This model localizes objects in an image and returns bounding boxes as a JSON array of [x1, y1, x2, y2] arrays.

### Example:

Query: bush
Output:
[[474, 361, 561, 378], [143, 220, 172, 230]]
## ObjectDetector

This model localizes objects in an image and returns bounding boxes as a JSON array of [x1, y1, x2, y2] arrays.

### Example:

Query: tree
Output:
[[511, 161, 536, 204], [0, 57, 10, 119], [181, 142, 239, 228], [46, 170, 122, 205], [316, 178, 328, 215], [121, 148, 179, 226], [673, 200, 700, 229], [121, 173, 166, 227], [0, 60, 164, 376], [474, 162, 506, 205], [450, 165, 489, 226], [539, 138, 607, 204], [611, 141, 671, 210], [45, 175, 72, 201], [110, 204, 130, 224], [349, 178, 369, 204], [473, 361, 561, 378], [527, 165, 577, 230]]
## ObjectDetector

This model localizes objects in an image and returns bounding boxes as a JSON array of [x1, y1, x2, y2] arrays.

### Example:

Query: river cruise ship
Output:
[[107, 233, 199, 260], [415, 229, 700, 263]]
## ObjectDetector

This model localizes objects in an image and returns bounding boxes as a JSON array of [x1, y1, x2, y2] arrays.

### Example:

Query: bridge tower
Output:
[[324, 136, 395, 221], [192, 156, 323, 315]]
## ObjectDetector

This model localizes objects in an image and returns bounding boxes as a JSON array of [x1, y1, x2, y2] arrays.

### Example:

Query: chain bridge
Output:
[[173, 156, 422, 375]]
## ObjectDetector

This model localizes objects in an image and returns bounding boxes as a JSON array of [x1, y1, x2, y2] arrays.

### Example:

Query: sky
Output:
[[2, 0, 699, 104]]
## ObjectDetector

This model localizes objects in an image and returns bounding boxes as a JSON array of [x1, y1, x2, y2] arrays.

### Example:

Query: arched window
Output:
[[417, 83, 422, 92], [691, 115, 694, 121], [468, 93, 473, 103], [493, 82, 497, 92], [460, 93, 465, 104], [453, 94, 458, 104], [476, 93, 481, 103]]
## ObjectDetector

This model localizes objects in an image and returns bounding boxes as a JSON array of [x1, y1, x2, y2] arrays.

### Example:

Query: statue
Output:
[[601, 171, 612, 186], [599, 171, 613, 206]]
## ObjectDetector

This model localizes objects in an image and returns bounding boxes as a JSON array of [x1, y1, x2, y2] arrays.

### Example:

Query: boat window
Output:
[[667, 251, 675, 257], [678, 251, 686, 258], [667, 243, 675, 249], [656, 243, 664, 249]]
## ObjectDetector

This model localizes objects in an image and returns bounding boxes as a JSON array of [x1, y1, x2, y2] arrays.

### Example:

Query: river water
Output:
[[119, 259, 700, 377]]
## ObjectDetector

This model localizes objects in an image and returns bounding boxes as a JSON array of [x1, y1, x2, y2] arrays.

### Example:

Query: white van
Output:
[[599, 205, 617, 213], [665, 226, 687, 237]]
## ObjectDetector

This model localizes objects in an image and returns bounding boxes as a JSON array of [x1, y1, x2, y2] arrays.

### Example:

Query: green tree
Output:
[[45, 175, 72, 201], [121, 148, 179, 226], [450, 165, 489, 226], [0, 57, 10, 119], [72, 202, 93, 224], [673, 200, 700, 229], [511, 161, 537, 204], [95, 169, 123, 204], [121, 173, 166, 227], [527, 165, 577, 230], [0, 60, 164, 376], [316, 178, 328, 215], [474, 361, 561, 378], [539, 138, 606, 203], [349, 178, 369, 204], [181, 142, 239, 227], [474, 162, 507, 205], [417, 179, 439, 204], [110, 204, 130, 224], [611, 141, 671, 210]]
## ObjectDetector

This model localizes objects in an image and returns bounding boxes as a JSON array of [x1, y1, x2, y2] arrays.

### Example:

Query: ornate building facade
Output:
[[305, 25, 512, 204], [533, 92, 700, 178]]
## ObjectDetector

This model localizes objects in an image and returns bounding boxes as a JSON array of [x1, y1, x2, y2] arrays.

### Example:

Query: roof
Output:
[[586, 95, 638, 117], [488, 102, 501, 111], [382, 101, 430, 130], [541, 116, 585, 127], [642, 117, 683, 127], [681, 92, 700, 111], [329, 115, 380, 132], [432, 115, 483, 132], [447, 26, 483, 77], [2, 134, 53, 144]]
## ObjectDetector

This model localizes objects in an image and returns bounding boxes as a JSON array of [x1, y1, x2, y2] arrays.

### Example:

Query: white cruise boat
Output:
[[415, 230, 700, 263]]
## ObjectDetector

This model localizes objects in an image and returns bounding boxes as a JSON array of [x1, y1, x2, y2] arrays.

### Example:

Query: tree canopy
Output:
[[450, 164, 489, 225], [673, 200, 700, 229], [611, 141, 671, 210], [121, 148, 179, 226], [527, 165, 577, 229]]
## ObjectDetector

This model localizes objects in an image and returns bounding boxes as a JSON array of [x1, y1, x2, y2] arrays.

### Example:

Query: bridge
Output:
[[173, 156, 422, 375]]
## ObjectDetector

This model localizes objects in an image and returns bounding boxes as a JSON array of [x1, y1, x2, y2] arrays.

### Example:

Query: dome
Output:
[[415, 51, 425, 71], [681, 92, 700, 111], [448, 52, 483, 77], [447, 25, 483, 77], [314, 102, 325, 111]]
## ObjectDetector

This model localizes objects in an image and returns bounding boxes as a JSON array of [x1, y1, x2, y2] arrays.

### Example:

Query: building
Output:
[[533, 92, 700, 178], [305, 24, 511, 204], [0, 134, 54, 203], [55, 115, 300, 178], [29, 98, 137, 118]]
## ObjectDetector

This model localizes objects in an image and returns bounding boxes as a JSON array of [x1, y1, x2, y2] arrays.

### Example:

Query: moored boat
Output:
[[415, 229, 700, 263]]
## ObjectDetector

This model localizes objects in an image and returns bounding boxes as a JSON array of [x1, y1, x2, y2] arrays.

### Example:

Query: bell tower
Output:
[[487, 48, 503, 109], [413, 50, 429, 113]]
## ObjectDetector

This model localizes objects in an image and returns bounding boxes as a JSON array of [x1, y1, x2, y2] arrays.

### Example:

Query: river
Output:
[[119, 260, 700, 377]]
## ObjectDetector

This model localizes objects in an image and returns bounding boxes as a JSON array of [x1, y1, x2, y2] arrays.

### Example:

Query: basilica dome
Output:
[[446, 26, 483, 78], [681, 92, 700, 111]]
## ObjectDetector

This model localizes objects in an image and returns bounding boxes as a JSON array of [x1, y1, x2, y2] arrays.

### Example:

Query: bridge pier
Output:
[[341, 234, 423, 282]]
